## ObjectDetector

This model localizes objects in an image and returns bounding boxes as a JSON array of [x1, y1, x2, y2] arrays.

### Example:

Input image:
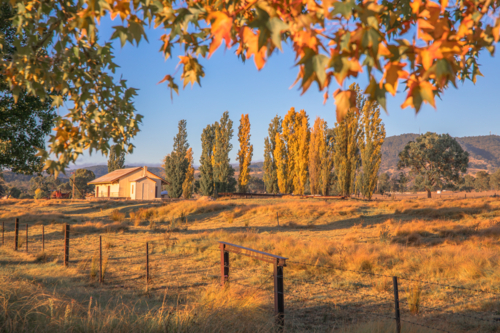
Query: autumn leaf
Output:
[[240, 27, 267, 70], [158, 74, 179, 99], [333, 88, 358, 122], [381, 61, 408, 95], [207, 12, 233, 57]]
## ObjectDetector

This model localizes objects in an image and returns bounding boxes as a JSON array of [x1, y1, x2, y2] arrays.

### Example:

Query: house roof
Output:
[[88, 167, 142, 184], [130, 175, 169, 185]]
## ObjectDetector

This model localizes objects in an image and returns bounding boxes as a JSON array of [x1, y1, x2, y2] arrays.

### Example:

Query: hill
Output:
[[380, 134, 500, 175]]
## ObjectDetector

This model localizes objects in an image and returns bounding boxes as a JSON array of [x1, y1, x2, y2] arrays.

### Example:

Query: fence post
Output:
[[64, 224, 70, 267], [393, 276, 401, 333], [219, 243, 229, 286], [42, 225, 45, 252], [146, 242, 149, 291], [99, 236, 103, 284], [14, 218, 19, 251], [26, 224, 28, 253], [274, 258, 285, 330]]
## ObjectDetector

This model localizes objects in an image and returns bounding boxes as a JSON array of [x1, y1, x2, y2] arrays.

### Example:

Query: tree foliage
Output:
[[107, 145, 126, 173], [164, 120, 189, 198], [237, 114, 253, 193], [274, 132, 287, 194], [263, 116, 281, 194], [212, 111, 236, 193], [397, 132, 469, 198], [70, 169, 96, 198], [199, 124, 215, 196], [182, 148, 195, 199], [3, 0, 498, 173]]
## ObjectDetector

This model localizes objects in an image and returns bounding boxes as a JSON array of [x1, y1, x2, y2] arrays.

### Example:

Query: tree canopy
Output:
[[0, 0, 498, 174], [397, 132, 469, 197]]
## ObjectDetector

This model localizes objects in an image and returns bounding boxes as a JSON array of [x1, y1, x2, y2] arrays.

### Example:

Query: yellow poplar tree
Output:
[[293, 114, 310, 195], [319, 128, 334, 196], [309, 117, 323, 195], [274, 132, 287, 194], [237, 114, 253, 193], [182, 148, 195, 199], [282, 108, 298, 193]]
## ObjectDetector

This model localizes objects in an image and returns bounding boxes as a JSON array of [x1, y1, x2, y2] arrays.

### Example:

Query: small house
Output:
[[88, 166, 168, 200]]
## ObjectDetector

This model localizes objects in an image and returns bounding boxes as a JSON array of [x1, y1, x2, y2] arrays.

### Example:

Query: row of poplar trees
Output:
[[263, 83, 386, 199], [164, 112, 254, 198]]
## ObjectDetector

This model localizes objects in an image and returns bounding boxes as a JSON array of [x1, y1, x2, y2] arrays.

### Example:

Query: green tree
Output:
[[263, 116, 281, 194], [9, 187, 21, 198], [398, 172, 408, 193], [490, 169, 500, 191], [199, 124, 215, 196], [333, 86, 362, 197], [164, 120, 189, 198], [460, 175, 476, 192], [357, 84, 386, 200], [474, 171, 490, 192], [377, 173, 391, 195], [107, 145, 126, 173], [0, 5, 57, 175], [397, 133, 469, 198], [182, 148, 195, 199], [29, 175, 61, 195], [212, 112, 235, 193], [70, 169, 96, 198]]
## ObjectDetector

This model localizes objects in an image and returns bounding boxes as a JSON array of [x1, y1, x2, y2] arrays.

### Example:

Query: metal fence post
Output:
[[14, 218, 19, 251], [146, 242, 149, 291], [26, 224, 28, 253], [274, 258, 285, 331], [220, 243, 229, 286], [393, 276, 401, 333], [99, 236, 103, 284], [64, 224, 70, 267]]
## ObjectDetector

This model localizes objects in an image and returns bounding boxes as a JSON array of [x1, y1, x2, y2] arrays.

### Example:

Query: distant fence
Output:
[[2, 218, 500, 332], [218, 192, 283, 198]]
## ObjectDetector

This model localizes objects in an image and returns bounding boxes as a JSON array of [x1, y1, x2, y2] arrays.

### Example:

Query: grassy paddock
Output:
[[1, 196, 500, 332]]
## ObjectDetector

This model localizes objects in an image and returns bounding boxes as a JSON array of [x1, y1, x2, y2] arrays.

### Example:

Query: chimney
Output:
[[143, 166, 147, 177]]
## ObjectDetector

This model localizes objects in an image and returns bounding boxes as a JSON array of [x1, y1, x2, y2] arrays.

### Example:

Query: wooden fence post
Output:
[[274, 258, 285, 330], [393, 276, 401, 333], [25, 224, 28, 253], [99, 236, 103, 284], [146, 242, 149, 291], [14, 218, 19, 251], [64, 224, 70, 267], [220, 243, 229, 286]]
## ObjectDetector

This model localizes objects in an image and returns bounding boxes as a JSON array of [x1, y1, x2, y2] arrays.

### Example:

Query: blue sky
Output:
[[71, 18, 500, 167]]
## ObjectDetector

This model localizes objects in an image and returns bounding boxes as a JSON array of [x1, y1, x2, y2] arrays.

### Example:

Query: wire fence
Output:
[[1, 219, 500, 332]]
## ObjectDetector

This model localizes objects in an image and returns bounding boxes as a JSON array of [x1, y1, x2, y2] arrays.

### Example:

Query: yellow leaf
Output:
[[333, 89, 358, 122], [207, 12, 233, 58], [381, 62, 408, 95]]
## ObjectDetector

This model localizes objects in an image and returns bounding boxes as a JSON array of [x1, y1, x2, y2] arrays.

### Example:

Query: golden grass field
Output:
[[1, 195, 500, 332]]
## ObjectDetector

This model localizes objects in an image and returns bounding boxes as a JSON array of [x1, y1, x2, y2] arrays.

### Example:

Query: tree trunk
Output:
[[427, 189, 432, 198]]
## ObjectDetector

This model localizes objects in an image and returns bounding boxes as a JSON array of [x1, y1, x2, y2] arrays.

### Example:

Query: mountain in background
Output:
[[380, 134, 500, 175]]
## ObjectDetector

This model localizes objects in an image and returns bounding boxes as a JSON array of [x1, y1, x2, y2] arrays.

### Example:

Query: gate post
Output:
[[64, 224, 70, 266], [393, 276, 401, 333], [274, 258, 285, 330], [220, 243, 229, 286]]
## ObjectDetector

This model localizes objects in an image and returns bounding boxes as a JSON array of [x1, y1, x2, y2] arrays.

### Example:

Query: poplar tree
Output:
[[309, 117, 331, 195], [199, 124, 215, 196], [274, 133, 288, 194], [263, 116, 282, 194], [107, 145, 125, 173], [319, 129, 335, 195], [358, 96, 386, 200], [182, 148, 195, 199], [333, 86, 362, 196], [293, 114, 310, 195], [212, 111, 236, 193], [164, 120, 189, 198], [237, 114, 253, 193]]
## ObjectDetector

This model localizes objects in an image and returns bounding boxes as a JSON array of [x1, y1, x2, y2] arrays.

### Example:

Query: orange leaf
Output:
[[333, 89, 358, 122], [240, 27, 267, 70], [410, 0, 422, 14], [440, 0, 448, 13], [381, 62, 408, 95], [207, 12, 233, 58]]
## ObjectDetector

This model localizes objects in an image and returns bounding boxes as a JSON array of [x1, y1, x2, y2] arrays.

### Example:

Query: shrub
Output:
[[110, 209, 125, 222], [34, 189, 48, 199], [19, 193, 33, 199]]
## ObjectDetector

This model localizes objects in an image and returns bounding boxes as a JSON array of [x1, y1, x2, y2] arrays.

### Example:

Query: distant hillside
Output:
[[380, 134, 500, 175]]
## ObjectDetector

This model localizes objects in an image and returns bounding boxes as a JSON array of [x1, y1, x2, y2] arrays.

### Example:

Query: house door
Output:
[[96, 186, 99, 197], [108, 186, 110, 197], [155, 185, 158, 198]]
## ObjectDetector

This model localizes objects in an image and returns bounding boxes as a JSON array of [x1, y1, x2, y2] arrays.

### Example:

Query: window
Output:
[[132, 185, 134, 194]]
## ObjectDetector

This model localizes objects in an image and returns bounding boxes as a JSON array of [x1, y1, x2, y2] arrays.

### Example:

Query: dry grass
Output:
[[1, 196, 500, 332]]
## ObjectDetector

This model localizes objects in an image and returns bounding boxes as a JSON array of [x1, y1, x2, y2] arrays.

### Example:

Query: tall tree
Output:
[[107, 145, 126, 173], [199, 124, 215, 196], [309, 117, 324, 195], [490, 169, 500, 191], [333, 95, 362, 197], [70, 169, 95, 198], [212, 111, 235, 193], [319, 128, 335, 196], [274, 132, 288, 194], [0, 4, 57, 175], [263, 116, 281, 194], [397, 132, 469, 198], [164, 120, 189, 198], [293, 113, 310, 195], [182, 148, 195, 199], [237, 114, 253, 193], [474, 171, 490, 192], [358, 85, 386, 200]]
